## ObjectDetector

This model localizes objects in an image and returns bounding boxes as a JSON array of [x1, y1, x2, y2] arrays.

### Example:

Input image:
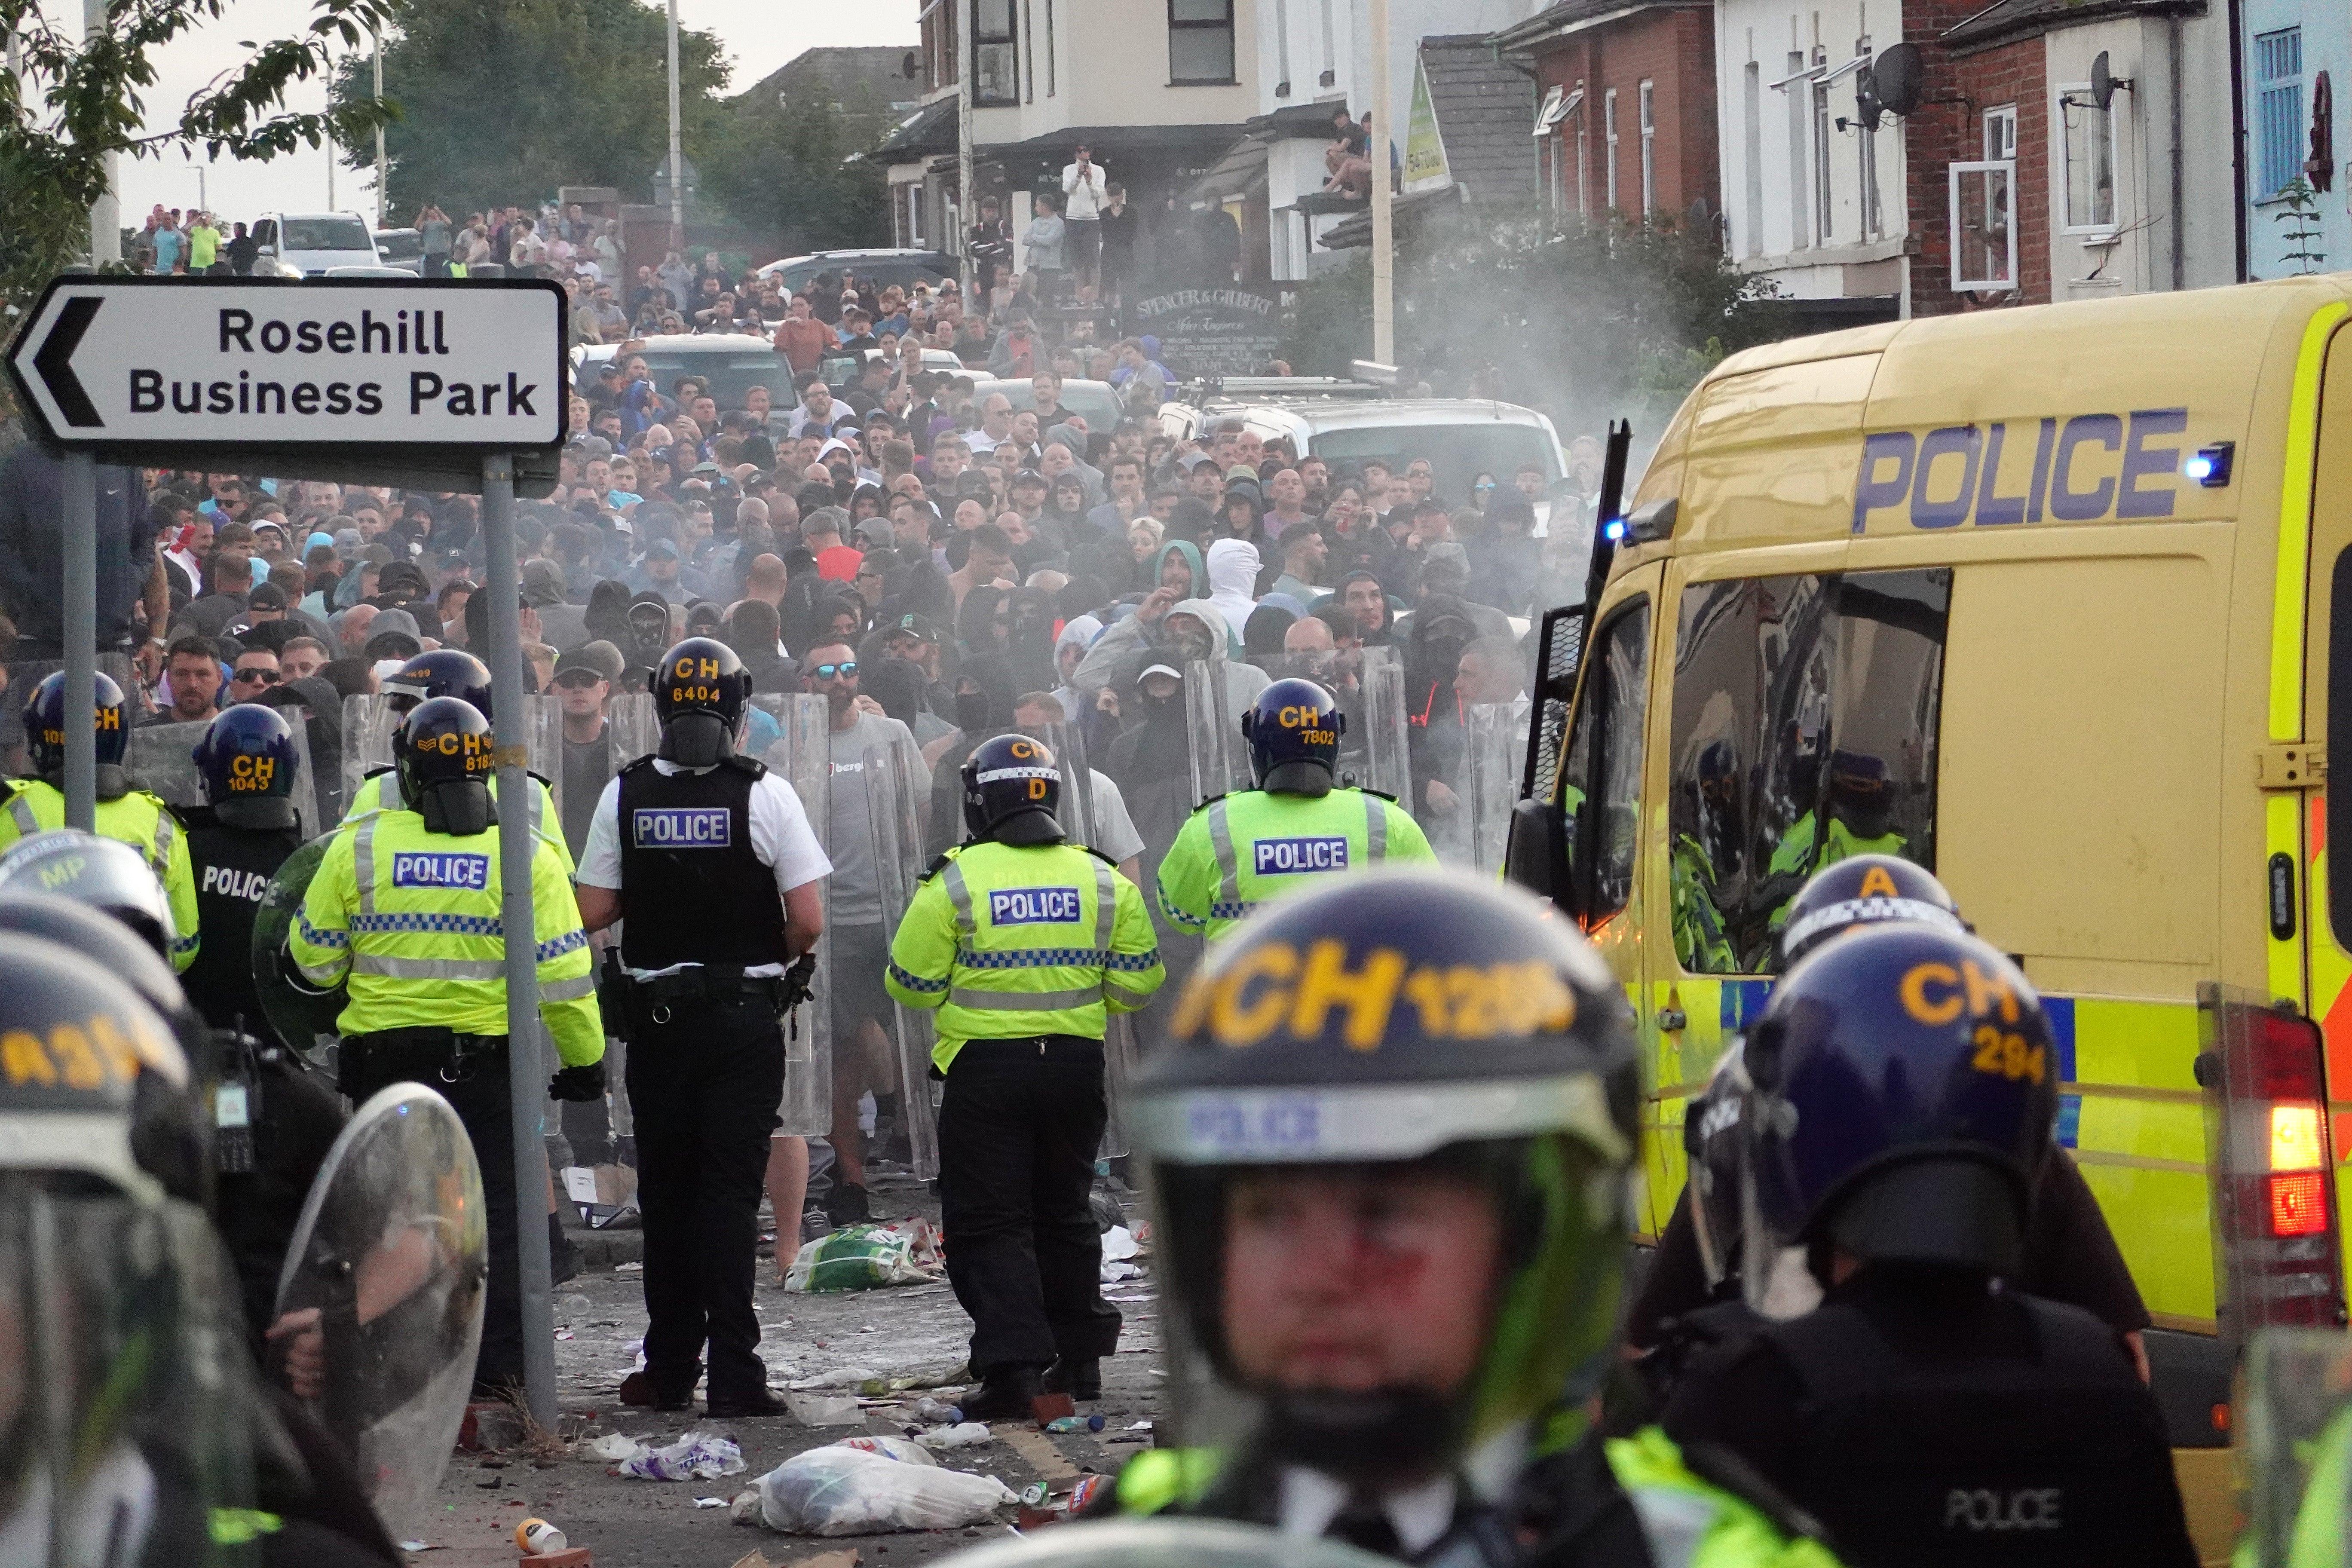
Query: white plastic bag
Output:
[[615, 1430, 748, 1481], [914, 1422, 992, 1450], [832, 1435, 936, 1465], [757, 1445, 1015, 1534]]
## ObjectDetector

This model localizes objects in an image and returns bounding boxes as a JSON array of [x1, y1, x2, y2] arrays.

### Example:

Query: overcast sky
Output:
[[78, 1, 915, 226]]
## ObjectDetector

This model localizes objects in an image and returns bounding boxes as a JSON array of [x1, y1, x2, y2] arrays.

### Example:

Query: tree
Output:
[[1283, 206, 1787, 429], [699, 86, 891, 254], [327, 0, 729, 218], [0, 0, 394, 315]]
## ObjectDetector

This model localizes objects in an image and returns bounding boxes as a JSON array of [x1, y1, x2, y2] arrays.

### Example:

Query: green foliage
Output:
[[327, 0, 729, 217], [2275, 177, 2327, 276], [1282, 206, 1786, 428], [698, 85, 892, 253], [0, 0, 395, 316]]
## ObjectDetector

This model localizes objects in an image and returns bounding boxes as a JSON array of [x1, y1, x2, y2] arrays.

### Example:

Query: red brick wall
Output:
[[1531, 7, 1721, 228], [1902, 12, 2048, 313]]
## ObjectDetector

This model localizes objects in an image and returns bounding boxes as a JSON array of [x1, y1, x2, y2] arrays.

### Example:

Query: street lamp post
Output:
[[374, 33, 386, 228], [665, 0, 684, 252], [1369, 0, 1393, 365]]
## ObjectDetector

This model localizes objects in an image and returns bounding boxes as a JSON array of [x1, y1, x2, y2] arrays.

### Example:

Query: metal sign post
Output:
[[60, 453, 96, 830]]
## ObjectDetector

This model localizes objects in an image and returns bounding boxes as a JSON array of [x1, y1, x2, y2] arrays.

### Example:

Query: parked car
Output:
[[971, 377, 1125, 437], [573, 335, 793, 411], [247, 212, 382, 278], [756, 248, 959, 297], [820, 347, 966, 390], [371, 227, 424, 274]]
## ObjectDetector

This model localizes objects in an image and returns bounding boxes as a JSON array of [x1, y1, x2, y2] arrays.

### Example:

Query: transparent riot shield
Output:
[[273, 1083, 486, 1545], [2242, 1328, 2352, 1568], [606, 692, 659, 770], [864, 743, 940, 1180], [1355, 646, 1412, 803], [340, 692, 398, 808], [1464, 701, 1530, 875], [250, 837, 347, 1060], [753, 695, 833, 1136], [930, 1518, 1394, 1568], [124, 714, 327, 839], [514, 692, 562, 826], [1185, 660, 1251, 806]]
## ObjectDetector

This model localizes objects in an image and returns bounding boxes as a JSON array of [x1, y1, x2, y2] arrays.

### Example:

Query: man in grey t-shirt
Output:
[[805, 642, 929, 1223]]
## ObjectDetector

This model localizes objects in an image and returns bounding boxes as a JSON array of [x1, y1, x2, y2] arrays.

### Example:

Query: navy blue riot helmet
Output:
[[381, 649, 494, 720], [1776, 852, 1968, 969], [193, 703, 300, 830], [650, 637, 751, 767], [24, 668, 129, 775], [395, 697, 496, 835], [1742, 924, 2057, 1295], [1241, 677, 1344, 797], [961, 733, 1064, 846]]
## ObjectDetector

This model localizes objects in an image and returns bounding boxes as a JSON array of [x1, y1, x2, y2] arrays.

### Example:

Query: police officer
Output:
[[343, 649, 572, 869], [572, 637, 830, 1418], [0, 669, 200, 971], [1660, 923, 2196, 1567], [1158, 679, 1432, 942], [182, 703, 307, 1032], [288, 695, 603, 1398], [884, 734, 1164, 1419], [1103, 867, 1837, 1567]]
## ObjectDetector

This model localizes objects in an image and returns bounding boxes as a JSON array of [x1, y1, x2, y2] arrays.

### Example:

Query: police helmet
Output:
[[381, 649, 494, 720], [961, 733, 1064, 846], [1242, 677, 1344, 797], [193, 703, 300, 830], [650, 636, 751, 768], [0, 829, 179, 962], [1776, 853, 1967, 969], [1142, 867, 1637, 1485], [394, 697, 496, 836], [24, 668, 129, 775], [1743, 924, 2056, 1294]]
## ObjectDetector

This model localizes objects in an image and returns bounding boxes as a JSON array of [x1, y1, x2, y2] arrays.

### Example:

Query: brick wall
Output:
[[1903, 8, 2049, 313], [1531, 6, 1721, 227]]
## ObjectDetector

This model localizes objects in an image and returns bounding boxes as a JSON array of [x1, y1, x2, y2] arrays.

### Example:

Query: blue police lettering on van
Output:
[[1253, 836, 1350, 876], [391, 852, 491, 890], [1851, 408, 2191, 533], [989, 886, 1082, 925], [632, 807, 732, 848]]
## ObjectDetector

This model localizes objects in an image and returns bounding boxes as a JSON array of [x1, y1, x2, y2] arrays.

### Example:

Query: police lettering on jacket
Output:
[[1253, 836, 1348, 875], [391, 851, 490, 889], [199, 865, 273, 901], [632, 807, 731, 847], [990, 886, 1081, 925], [1851, 408, 2188, 533]]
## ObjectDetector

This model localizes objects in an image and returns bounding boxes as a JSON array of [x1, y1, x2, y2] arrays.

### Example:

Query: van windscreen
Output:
[[283, 218, 373, 252], [1311, 423, 1562, 500]]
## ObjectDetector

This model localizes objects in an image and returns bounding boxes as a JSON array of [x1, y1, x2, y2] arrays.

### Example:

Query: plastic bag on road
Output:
[[757, 1443, 1016, 1534], [613, 1430, 750, 1481], [784, 1219, 946, 1293]]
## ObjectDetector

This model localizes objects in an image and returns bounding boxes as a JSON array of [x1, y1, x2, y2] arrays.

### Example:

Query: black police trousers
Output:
[[625, 992, 786, 1404], [937, 1035, 1122, 1376], [342, 1031, 522, 1393]]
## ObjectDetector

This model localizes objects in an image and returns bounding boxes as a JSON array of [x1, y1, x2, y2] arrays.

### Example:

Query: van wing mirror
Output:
[[1504, 797, 1575, 917]]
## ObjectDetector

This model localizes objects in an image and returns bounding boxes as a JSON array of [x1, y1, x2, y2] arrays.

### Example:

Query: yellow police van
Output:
[[1508, 275, 2352, 1557]]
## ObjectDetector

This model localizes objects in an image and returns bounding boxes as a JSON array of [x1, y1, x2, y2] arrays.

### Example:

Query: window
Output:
[[1950, 156, 2018, 290], [1046, 0, 1056, 95], [1813, 53, 1834, 242], [2058, 86, 2116, 230], [1666, 570, 1950, 973], [1170, 0, 1236, 85], [1023, 0, 1034, 103], [1638, 79, 1657, 213], [1274, 0, 1291, 95], [1857, 47, 1882, 240], [1559, 600, 1651, 924], [1983, 103, 2016, 160], [2258, 27, 2304, 198], [973, 0, 1017, 105], [1604, 88, 1620, 209], [905, 184, 925, 245], [1319, 0, 1337, 86], [1786, 52, 1810, 248], [1743, 61, 1764, 256]]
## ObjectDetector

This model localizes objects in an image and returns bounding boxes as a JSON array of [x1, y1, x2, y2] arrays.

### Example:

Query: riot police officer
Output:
[[343, 649, 572, 868], [182, 703, 308, 1032], [885, 734, 1165, 1419], [1660, 924, 2196, 1567], [1104, 867, 1837, 1567], [0, 669, 199, 970], [1158, 679, 1432, 941], [287, 695, 603, 1397], [572, 637, 830, 1418]]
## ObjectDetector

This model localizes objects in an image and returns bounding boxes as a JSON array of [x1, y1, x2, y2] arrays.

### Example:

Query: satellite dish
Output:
[[1868, 43, 1925, 117], [2091, 51, 2119, 110]]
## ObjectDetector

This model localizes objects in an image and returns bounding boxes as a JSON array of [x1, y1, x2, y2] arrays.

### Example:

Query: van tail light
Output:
[[2201, 986, 2346, 1341]]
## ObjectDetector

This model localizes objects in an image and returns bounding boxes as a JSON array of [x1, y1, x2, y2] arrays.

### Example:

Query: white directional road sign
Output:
[[3, 275, 568, 490]]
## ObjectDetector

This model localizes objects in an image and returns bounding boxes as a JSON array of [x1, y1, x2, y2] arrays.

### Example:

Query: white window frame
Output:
[[905, 184, 925, 245], [2055, 84, 2119, 234], [1983, 103, 2017, 160], [1274, 0, 1291, 95], [1948, 159, 2019, 291], [1604, 87, 1620, 210], [1812, 58, 1834, 242], [1319, 0, 1337, 86], [1638, 78, 1656, 213]]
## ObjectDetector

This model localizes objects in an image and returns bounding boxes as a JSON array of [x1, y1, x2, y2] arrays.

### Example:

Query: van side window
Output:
[[1559, 599, 1650, 923], [252, 219, 276, 249], [1667, 568, 1949, 971]]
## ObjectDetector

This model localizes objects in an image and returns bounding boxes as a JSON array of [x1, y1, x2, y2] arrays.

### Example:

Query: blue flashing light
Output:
[[1603, 517, 1627, 541], [2184, 441, 2234, 488]]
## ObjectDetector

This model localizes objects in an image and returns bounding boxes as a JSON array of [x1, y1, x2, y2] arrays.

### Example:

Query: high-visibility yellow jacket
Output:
[[288, 807, 602, 1065], [342, 769, 575, 874], [1157, 786, 1433, 941], [885, 837, 1164, 1072], [0, 778, 201, 972]]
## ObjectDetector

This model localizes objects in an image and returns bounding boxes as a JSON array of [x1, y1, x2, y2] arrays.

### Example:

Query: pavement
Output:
[[410, 1170, 1165, 1568]]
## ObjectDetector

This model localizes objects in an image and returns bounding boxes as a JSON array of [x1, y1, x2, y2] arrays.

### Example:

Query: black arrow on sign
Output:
[[33, 296, 104, 429]]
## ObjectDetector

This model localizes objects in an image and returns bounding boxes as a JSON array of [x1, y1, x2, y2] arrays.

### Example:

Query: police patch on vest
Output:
[[1253, 836, 1348, 875], [632, 807, 732, 848], [391, 852, 490, 890], [200, 865, 273, 902], [989, 886, 1081, 924]]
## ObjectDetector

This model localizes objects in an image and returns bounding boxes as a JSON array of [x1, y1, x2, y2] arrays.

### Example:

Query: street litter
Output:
[[914, 1423, 992, 1451], [833, 1436, 935, 1464], [610, 1430, 748, 1481], [791, 1361, 965, 1396], [755, 1442, 1017, 1534], [695, 1498, 728, 1508], [783, 1391, 863, 1427], [1101, 1226, 1140, 1262], [784, 1220, 946, 1292]]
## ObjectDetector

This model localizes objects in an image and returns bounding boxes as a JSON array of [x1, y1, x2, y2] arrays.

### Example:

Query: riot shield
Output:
[[864, 743, 940, 1180], [2241, 1328, 2352, 1568], [0, 1188, 259, 1567], [125, 714, 328, 840], [513, 692, 563, 830], [1185, 660, 1251, 807], [1355, 646, 1412, 803], [273, 1083, 487, 1545], [931, 1518, 1393, 1568], [752, 695, 834, 1136], [250, 837, 346, 1060], [1464, 701, 1530, 875], [340, 692, 398, 808], [606, 692, 659, 770]]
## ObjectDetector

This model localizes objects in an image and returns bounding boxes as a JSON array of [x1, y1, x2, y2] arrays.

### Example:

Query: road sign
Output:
[[3, 274, 569, 492]]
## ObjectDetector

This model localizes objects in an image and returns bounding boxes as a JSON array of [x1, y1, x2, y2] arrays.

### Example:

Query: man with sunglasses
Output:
[[225, 647, 282, 704]]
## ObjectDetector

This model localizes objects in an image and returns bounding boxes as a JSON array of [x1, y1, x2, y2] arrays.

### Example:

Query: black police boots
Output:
[[957, 1365, 1045, 1422], [825, 1181, 871, 1226], [1044, 1357, 1102, 1401]]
